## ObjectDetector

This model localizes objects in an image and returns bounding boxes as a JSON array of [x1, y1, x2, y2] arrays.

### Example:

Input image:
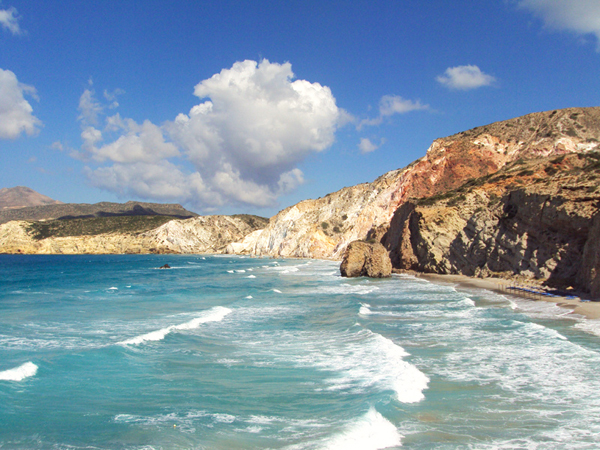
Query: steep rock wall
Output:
[[383, 152, 600, 293], [246, 107, 600, 261]]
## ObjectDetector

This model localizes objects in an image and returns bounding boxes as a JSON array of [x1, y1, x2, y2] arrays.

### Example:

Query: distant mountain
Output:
[[0, 200, 198, 225], [0, 186, 62, 210]]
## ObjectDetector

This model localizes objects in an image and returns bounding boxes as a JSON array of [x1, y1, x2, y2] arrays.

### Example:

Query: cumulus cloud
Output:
[[0, 7, 21, 35], [517, 0, 600, 48], [80, 59, 341, 210], [359, 95, 429, 128], [0, 68, 41, 139], [436, 65, 496, 90]]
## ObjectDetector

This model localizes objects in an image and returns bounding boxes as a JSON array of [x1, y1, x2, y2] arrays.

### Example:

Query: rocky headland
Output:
[[1, 107, 599, 296]]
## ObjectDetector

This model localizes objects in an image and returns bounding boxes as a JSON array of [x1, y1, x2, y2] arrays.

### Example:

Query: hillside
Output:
[[0, 214, 267, 255], [0, 186, 62, 210], [0, 200, 198, 225], [234, 106, 600, 296], [243, 107, 599, 257]]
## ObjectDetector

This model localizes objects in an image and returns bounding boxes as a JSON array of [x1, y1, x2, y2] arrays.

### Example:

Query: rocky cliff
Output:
[[238, 107, 600, 295], [247, 108, 599, 252], [0, 215, 267, 255], [382, 152, 600, 293]]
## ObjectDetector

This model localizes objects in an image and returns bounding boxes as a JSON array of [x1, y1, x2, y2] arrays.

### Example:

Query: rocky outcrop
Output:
[[578, 212, 600, 297], [340, 241, 392, 278], [243, 107, 600, 263], [0, 215, 266, 255], [382, 151, 600, 293]]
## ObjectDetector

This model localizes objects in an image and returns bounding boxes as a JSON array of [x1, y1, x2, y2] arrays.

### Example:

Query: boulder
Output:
[[340, 240, 392, 278]]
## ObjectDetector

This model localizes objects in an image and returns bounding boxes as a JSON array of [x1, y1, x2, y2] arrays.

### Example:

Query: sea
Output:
[[1, 254, 600, 450]]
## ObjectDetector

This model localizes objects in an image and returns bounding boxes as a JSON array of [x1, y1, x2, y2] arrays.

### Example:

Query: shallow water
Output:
[[1, 254, 599, 449]]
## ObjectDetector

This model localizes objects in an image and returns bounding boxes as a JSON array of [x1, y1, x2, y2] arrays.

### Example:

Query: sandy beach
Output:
[[418, 273, 600, 320]]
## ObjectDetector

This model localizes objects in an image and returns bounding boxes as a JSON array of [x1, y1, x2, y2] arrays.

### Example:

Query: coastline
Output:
[[416, 273, 600, 320]]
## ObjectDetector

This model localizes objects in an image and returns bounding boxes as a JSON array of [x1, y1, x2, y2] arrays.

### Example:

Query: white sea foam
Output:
[[272, 289, 282, 293], [227, 270, 234, 273], [119, 306, 232, 345], [235, 270, 246, 273], [318, 284, 379, 296], [359, 303, 372, 315], [295, 329, 428, 404], [574, 319, 600, 337], [0, 361, 38, 381], [321, 408, 402, 450], [247, 275, 256, 279], [245, 295, 253, 299], [108, 287, 118, 290]]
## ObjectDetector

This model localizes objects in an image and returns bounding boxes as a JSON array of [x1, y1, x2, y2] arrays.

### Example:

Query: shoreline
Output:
[[416, 273, 600, 320]]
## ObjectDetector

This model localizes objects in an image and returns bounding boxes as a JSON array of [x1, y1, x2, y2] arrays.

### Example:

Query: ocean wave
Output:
[[320, 408, 402, 450], [299, 329, 429, 404], [118, 306, 232, 345], [0, 361, 38, 381]]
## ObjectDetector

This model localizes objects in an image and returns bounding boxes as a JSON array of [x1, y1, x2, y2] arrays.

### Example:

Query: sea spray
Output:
[[0, 362, 38, 381]]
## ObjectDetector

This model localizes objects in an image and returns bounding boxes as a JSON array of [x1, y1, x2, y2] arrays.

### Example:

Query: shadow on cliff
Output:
[[381, 192, 600, 297]]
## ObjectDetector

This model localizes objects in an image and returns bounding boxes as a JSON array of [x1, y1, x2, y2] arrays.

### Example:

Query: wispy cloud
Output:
[[0, 69, 41, 139], [77, 59, 342, 210], [436, 65, 496, 91], [359, 95, 429, 128], [517, 0, 600, 49], [0, 7, 21, 35]]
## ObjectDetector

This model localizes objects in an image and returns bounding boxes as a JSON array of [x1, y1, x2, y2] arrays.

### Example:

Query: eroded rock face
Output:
[[340, 241, 392, 278], [382, 151, 600, 294], [0, 215, 265, 255], [245, 107, 600, 262]]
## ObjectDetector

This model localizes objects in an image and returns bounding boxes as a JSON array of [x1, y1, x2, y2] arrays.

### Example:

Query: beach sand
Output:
[[417, 273, 600, 320]]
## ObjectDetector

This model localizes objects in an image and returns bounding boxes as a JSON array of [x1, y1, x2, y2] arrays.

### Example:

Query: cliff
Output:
[[240, 107, 600, 295], [248, 107, 599, 252], [0, 214, 267, 255], [382, 152, 600, 294]]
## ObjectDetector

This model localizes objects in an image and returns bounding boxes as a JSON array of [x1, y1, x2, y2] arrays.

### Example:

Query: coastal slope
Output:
[[241, 107, 600, 295], [0, 214, 267, 255]]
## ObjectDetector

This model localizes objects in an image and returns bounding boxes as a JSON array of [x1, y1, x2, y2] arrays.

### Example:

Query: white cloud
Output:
[[436, 65, 496, 90], [0, 7, 21, 35], [0, 68, 41, 139], [359, 95, 429, 128], [89, 117, 179, 163], [518, 0, 600, 48], [358, 138, 382, 154], [80, 59, 341, 210]]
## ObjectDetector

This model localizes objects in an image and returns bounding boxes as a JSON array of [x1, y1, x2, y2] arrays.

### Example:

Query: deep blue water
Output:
[[1, 254, 600, 449]]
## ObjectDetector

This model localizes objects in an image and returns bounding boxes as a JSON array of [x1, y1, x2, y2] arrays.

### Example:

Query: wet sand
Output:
[[417, 273, 600, 320]]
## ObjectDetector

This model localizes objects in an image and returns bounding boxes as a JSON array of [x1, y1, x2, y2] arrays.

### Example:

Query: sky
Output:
[[1, 0, 600, 217]]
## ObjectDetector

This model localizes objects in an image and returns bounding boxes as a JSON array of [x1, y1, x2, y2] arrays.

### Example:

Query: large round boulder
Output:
[[340, 241, 392, 278]]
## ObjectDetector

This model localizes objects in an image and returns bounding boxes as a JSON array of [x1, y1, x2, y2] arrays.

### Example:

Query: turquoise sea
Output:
[[1, 254, 600, 449]]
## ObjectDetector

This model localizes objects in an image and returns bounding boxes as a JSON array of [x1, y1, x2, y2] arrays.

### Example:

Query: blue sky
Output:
[[1, 0, 600, 217]]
